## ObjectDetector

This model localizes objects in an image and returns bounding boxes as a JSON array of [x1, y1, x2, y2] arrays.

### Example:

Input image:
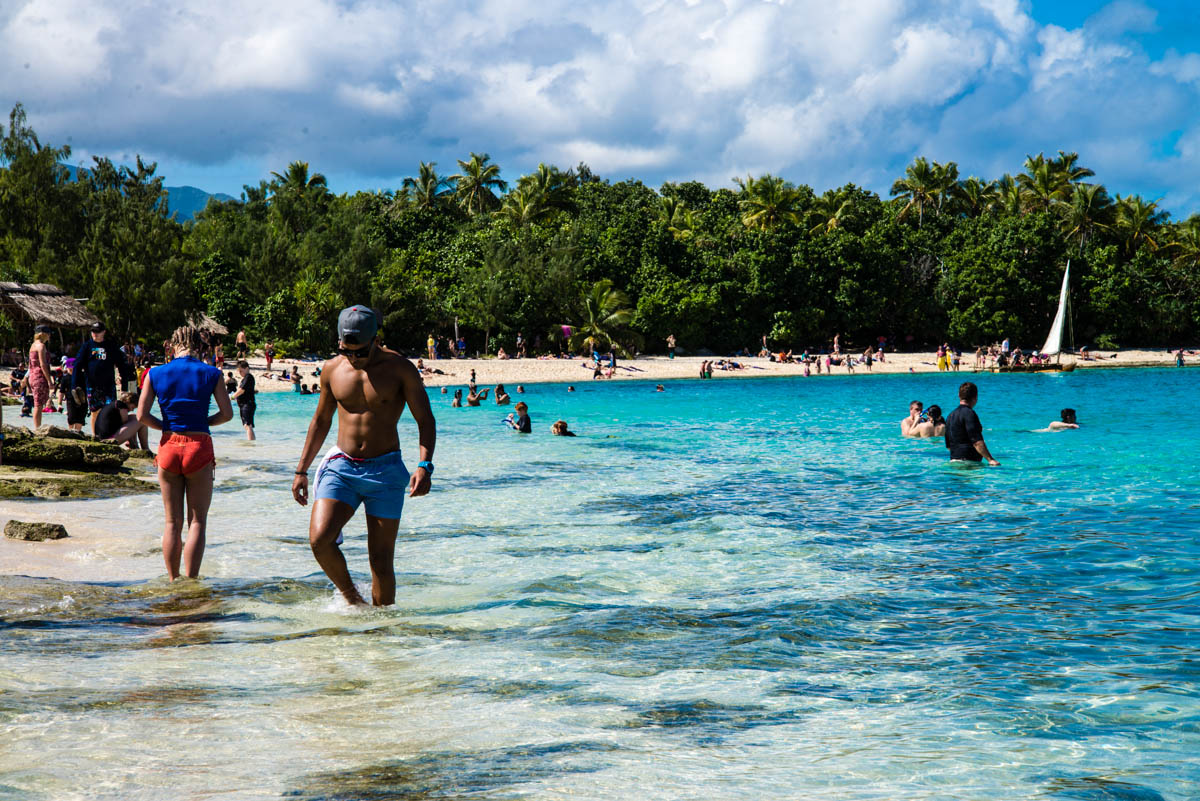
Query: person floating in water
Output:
[[944, 381, 999, 465], [1047, 408, 1079, 431], [551, 419, 576, 436], [901, 400, 923, 437], [291, 305, 436, 606]]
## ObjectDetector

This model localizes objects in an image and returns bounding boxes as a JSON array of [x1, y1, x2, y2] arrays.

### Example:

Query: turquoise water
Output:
[[1, 368, 1197, 800]]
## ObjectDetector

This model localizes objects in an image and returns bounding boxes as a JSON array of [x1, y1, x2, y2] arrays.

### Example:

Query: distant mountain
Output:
[[164, 185, 236, 221], [59, 164, 235, 221]]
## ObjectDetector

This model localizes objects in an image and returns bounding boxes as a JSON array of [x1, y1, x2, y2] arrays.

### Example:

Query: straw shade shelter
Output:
[[188, 313, 229, 336], [0, 282, 100, 329]]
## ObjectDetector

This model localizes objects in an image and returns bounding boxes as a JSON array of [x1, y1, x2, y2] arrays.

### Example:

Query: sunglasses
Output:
[[336, 342, 374, 359]]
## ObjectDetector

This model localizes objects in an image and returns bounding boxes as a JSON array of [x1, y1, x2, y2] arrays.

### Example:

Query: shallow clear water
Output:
[[1, 369, 1197, 800]]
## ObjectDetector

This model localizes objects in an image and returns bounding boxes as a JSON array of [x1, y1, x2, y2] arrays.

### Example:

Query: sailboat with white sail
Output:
[[996, 261, 1076, 372]]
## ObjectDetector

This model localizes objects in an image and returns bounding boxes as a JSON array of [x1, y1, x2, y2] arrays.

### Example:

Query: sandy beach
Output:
[[239, 348, 1187, 393]]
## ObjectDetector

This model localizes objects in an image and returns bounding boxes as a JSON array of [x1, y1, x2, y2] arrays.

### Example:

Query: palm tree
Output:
[[566, 279, 638, 356], [656, 196, 696, 241], [1018, 154, 1069, 213], [450, 152, 507, 215], [807, 189, 851, 234], [1059, 183, 1112, 254], [269, 160, 327, 199], [734, 174, 802, 230], [1114, 194, 1167, 255], [268, 161, 328, 234], [402, 162, 452, 210], [493, 186, 549, 227], [890, 157, 944, 227], [996, 174, 1022, 216], [516, 163, 576, 213], [1169, 215, 1200, 271], [951, 177, 998, 218], [1051, 150, 1095, 183]]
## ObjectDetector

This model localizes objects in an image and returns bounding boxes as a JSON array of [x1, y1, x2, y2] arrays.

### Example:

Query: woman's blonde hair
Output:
[[33, 331, 50, 344], [170, 325, 207, 355]]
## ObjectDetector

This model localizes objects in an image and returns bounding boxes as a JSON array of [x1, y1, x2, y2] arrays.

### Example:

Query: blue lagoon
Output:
[[1, 368, 1197, 799]]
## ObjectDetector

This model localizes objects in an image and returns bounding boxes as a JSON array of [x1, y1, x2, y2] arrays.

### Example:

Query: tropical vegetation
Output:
[[1, 102, 1198, 357]]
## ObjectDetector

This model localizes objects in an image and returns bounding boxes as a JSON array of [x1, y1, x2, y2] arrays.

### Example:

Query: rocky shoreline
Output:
[[0, 425, 156, 499]]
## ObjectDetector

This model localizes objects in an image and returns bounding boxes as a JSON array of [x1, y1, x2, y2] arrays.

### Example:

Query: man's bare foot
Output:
[[343, 591, 368, 606]]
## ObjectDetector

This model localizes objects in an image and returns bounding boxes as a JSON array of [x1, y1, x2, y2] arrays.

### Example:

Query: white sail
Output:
[[1040, 261, 1070, 356]]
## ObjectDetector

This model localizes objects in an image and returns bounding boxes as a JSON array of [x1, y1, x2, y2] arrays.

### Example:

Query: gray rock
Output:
[[33, 425, 86, 440], [5, 520, 69, 541]]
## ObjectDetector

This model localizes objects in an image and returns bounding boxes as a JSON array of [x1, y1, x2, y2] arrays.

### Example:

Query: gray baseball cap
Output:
[[337, 305, 379, 345]]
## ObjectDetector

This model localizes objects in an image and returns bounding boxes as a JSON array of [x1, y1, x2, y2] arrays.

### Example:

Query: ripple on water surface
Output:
[[0, 369, 1198, 800]]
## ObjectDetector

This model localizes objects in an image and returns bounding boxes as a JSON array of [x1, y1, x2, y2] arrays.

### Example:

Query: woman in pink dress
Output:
[[28, 327, 53, 428]]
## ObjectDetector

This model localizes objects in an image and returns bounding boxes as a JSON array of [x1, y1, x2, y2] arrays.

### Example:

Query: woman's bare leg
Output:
[[159, 469, 186, 579], [181, 463, 215, 578]]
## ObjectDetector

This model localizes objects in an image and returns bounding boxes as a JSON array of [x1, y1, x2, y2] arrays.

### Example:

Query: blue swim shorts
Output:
[[314, 450, 410, 520]]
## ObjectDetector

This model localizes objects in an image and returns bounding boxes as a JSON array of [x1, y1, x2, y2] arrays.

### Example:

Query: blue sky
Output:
[[4, 0, 1200, 216]]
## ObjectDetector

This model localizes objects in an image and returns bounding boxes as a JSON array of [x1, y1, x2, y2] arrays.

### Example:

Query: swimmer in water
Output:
[[655, 384, 665, 392], [912, 404, 945, 438], [466, 385, 490, 406], [451, 389, 463, 408], [900, 400, 923, 437], [1047, 408, 1079, 431], [551, 419, 576, 436]]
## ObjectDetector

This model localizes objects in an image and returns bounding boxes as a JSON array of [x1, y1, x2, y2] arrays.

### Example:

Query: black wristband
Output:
[[294, 470, 306, 475]]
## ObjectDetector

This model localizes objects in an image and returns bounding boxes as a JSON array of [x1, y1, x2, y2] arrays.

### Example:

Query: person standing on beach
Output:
[[74, 321, 135, 435], [27, 326, 53, 429], [944, 382, 999, 466], [235, 329, 249, 359], [137, 326, 234, 580], [667, 333, 676, 360], [291, 306, 436, 607], [231, 360, 256, 441], [427, 333, 436, 360]]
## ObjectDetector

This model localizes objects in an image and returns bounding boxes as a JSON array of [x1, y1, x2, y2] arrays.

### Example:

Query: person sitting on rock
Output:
[[95, 392, 145, 448]]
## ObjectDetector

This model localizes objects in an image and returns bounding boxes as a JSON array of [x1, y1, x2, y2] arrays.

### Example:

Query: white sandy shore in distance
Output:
[[2, 349, 1186, 398], [235, 348, 1188, 392]]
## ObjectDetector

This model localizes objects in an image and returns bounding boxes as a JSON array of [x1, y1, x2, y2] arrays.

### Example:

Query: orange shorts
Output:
[[158, 432, 214, 475]]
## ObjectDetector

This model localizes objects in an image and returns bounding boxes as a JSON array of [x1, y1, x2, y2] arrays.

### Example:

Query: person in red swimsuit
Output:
[[137, 326, 233, 580]]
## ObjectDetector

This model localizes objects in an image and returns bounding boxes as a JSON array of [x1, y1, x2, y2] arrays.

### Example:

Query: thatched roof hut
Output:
[[188, 313, 229, 336], [0, 283, 100, 329]]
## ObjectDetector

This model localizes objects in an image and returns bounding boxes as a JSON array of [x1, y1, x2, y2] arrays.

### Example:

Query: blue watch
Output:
[[417, 460, 434, 474]]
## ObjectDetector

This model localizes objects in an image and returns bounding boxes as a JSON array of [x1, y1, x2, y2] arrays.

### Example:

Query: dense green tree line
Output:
[[2, 102, 1197, 357]]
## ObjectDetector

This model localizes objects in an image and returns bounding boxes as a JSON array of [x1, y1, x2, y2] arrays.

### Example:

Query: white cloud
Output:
[[2, 0, 1199, 214]]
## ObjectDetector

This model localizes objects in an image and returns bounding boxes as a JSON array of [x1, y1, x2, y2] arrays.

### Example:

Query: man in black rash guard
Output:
[[944, 381, 1000, 466], [73, 321, 135, 435]]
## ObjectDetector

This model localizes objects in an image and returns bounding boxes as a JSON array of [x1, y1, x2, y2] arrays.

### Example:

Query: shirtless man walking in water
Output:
[[291, 306, 436, 605]]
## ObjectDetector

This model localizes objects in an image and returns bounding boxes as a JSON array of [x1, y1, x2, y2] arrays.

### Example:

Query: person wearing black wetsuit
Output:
[[73, 321, 135, 434], [944, 381, 999, 465]]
